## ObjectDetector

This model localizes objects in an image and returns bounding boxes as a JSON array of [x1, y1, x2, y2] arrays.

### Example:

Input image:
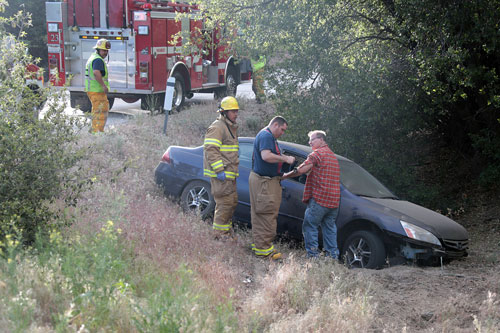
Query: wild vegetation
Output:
[[0, 2, 87, 245], [1, 0, 47, 69], [5, 0, 500, 207], [198, 0, 500, 210], [0, 99, 498, 331], [0, 1, 499, 331]]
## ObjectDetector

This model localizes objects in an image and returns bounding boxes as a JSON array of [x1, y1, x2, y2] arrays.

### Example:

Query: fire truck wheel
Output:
[[172, 72, 185, 111], [141, 94, 163, 111], [122, 97, 140, 103], [77, 96, 92, 113], [225, 67, 238, 97], [70, 92, 91, 112], [214, 87, 225, 100]]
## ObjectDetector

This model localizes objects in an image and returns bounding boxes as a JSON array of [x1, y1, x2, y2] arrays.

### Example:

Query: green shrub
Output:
[[0, 221, 239, 332], [471, 129, 500, 187], [0, 30, 88, 244]]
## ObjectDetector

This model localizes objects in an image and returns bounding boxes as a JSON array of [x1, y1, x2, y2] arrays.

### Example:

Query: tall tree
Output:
[[1, 0, 47, 68], [200, 0, 500, 203]]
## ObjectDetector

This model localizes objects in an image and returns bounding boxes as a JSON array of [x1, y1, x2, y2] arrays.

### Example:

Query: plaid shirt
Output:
[[302, 144, 340, 208]]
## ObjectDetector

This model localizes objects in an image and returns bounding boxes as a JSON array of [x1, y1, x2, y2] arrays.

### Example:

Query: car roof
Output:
[[239, 136, 351, 162]]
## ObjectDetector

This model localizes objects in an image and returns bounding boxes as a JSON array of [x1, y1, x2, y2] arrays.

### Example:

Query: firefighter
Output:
[[203, 96, 240, 239], [85, 38, 111, 132], [251, 54, 266, 103]]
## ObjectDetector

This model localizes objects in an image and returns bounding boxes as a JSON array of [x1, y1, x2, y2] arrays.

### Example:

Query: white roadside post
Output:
[[163, 76, 176, 135]]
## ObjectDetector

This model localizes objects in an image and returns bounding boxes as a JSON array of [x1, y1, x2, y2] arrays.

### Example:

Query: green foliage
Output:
[[0, 221, 238, 331], [200, 0, 500, 205], [0, 13, 88, 244], [0, 0, 47, 69], [471, 129, 500, 186]]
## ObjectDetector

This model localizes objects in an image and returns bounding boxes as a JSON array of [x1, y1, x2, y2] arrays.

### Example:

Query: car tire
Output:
[[342, 230, 386, 269], [180, 180, 215, 219]]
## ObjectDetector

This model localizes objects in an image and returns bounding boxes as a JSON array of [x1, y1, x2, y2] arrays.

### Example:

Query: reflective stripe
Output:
[[220, 144, 239, 152], [204, 169, 216, 177], [204, 138, 222, 147], [251, 56, 266, 72], [225, 171, 238, 179], [213, 222, 232, 231], [85, 52, 109, 92], [252, 245, 275, 256], [211, 160, 224, 169], [204, 169, 239, 178]]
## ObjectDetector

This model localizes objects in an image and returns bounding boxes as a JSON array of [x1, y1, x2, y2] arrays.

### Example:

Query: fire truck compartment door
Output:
[[152, 18, 167, 92]]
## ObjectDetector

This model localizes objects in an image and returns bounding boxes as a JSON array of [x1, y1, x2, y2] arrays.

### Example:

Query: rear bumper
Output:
[[154, 162, 184, 198]]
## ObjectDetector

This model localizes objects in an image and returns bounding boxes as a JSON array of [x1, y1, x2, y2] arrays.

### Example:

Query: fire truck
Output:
[[45, 0, 251, 111]]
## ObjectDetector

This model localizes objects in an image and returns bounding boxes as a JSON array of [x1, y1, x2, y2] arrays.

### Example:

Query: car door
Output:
[[233, 141, 253, 225], [277, 148, 308, 238]]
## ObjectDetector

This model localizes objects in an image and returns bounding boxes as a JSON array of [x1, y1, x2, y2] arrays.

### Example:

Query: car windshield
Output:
[[339, 160, 397, 199]]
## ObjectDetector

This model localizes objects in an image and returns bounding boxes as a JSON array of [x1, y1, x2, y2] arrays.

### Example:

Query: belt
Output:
[[251, 171, 281, 179]]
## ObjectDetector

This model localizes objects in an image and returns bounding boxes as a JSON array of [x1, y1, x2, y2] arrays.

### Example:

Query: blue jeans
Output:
[[302, 198, 339, 258]]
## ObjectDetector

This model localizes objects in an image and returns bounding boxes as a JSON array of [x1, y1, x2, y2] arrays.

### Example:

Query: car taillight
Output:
[[161, 149, 171, 163]]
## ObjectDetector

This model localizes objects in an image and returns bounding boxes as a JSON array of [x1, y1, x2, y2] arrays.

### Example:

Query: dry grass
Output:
[[63, 99, 278, 309], [5, 96, 496, 331], [242, 256, 375, 332], [64, 98, 378, 331]]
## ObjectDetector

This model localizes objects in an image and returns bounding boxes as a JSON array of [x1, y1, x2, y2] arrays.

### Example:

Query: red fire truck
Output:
[[45, 0, 251, 111]]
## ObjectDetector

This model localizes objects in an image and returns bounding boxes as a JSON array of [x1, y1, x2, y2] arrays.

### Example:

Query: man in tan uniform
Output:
[[250, 116, 295, 259], [203, 96, 240, 239]]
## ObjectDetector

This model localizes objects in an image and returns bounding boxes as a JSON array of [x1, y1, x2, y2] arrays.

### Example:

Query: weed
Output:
[[242, 256, 375, 332]]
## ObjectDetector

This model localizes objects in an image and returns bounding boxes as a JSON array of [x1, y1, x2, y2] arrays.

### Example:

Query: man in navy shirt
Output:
[[250, 116, 295, 260]]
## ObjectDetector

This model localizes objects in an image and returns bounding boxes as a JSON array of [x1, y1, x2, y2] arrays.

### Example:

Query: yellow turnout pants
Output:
[[211, 178, 238, 234], [87, 92, 109, 132]]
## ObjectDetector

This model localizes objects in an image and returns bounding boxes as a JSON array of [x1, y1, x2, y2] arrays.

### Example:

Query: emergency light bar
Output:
[[80, 36, 128, 40]]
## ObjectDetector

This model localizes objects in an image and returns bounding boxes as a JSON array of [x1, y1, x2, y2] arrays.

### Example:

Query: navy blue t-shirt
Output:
[[252, 127, 281, 177], [92, 58, 105, 76]]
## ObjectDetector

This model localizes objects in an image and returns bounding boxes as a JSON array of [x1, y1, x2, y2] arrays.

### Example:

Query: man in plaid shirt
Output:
[[283, 130, 341, 258]]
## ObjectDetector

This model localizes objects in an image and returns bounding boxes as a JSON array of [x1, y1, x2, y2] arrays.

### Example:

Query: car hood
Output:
[[364, 198, 468, 240]]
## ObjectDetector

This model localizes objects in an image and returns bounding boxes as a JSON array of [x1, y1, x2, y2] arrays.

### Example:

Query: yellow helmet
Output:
[[219, 96, 239, 112], [94, 38, 111, 50]]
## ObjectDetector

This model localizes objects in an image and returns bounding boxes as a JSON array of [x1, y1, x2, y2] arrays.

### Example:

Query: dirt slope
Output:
[[344, 191, 500, 331], [238, 190, 500, 331]]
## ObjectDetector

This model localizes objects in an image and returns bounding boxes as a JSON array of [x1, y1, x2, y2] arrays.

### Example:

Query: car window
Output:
[[339, 160, 396, 198], [239, 142, 253, 169]]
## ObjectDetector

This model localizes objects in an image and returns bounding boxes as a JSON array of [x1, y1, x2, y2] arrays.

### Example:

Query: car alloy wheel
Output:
[[343, 230, 386, 269], [180, 180, 215, 219]]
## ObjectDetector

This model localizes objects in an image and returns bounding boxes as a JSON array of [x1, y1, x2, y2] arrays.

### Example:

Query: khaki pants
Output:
[[211, 178, 238, 234], [87, 92, 109, 132], [249, 171, 282, 256]]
